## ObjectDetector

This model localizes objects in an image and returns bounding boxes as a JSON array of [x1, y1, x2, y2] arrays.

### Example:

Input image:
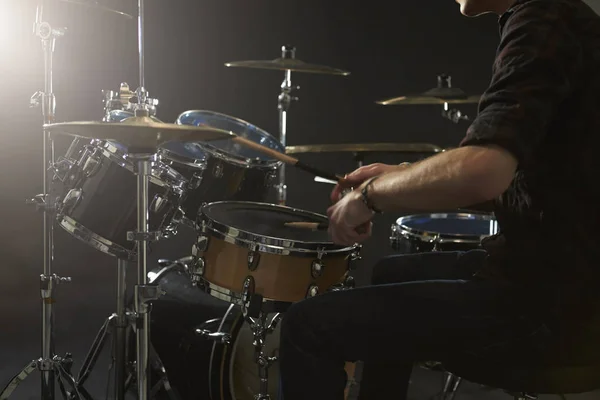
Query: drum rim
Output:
[[98, 141, 188, 193], [175, 110, 284, 169], [199, 201, 359, 255], [392, 212, 497, 244], [58, 215, 136, 261]]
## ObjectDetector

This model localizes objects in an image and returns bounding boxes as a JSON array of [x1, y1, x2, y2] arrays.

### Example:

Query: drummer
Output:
[[278, 0, 600, 399]]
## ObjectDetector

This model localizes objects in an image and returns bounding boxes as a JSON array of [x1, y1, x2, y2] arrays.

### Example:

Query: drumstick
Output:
[[232, 136, 345, 183], [284, 221, 369, 236], [284, 221, 328, 230]]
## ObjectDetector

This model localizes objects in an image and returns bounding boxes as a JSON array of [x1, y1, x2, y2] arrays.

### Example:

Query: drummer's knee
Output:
[[370, 254, 421, 285]]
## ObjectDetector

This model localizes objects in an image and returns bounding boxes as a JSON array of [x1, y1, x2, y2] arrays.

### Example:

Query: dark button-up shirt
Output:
[[460, 0, 600, 299]]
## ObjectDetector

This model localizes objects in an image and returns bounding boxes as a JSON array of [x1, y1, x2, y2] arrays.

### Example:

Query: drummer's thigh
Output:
[[371, 249, 487, 285]]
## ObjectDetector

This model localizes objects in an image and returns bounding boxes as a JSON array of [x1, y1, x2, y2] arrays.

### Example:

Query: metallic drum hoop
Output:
[[175, 110, 284, 170], [157, 147, 207, 169], [98, 141, 187, 195], [59, 216, 136, 261], [392, 212, 497, 244], [199, 201, 358, 257]]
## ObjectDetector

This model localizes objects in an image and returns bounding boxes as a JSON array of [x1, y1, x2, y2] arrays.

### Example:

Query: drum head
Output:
[[169, 110, 284, 165], [396, 213, 497, 243], [202, 201, 331, 244]]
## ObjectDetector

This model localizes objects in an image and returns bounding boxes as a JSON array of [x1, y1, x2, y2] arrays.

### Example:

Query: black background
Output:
[[1, 0, 598, 398]]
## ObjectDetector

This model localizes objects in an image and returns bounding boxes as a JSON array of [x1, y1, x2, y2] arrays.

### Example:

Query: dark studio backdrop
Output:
[[2, 0, 597, 398]]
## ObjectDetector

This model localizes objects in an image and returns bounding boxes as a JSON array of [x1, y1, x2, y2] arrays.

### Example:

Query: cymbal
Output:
[[224, 58, 350, 76], [58, 0, 134, 19], [377, 87, 481, 105], [44, 116, 235, 150], [285, 143, 443, 154]]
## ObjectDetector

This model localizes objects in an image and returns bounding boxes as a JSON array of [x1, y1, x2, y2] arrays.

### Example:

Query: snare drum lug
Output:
[[192, 235, 210, 255], [344, 275, 356, 289], [188, 172, 203, 190], [82, 148, 102, 178], [306, 285, 319, 298], [150, 194, 167, 214], [62, 189, 82, 213], [311, 260, 324, 278], [190, 257, 205, 284], [247, 248, 261, 271], [212, 162, 224, 178], [348, 249, 362, 270], [264, 171, 276, 187]]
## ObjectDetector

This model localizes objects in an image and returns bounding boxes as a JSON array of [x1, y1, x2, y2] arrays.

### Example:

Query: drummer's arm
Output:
[[363, 3, 579, 214], [362, 145, 517, 213]]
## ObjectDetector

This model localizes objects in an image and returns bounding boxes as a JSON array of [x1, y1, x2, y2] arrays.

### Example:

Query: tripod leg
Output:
[[148, 344, 182, 400], [76, 316, 114, 386], [0, 362, 37, 400]]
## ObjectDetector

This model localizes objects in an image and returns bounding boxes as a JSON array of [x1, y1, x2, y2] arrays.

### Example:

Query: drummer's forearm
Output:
[[364, 146, 516, 213]]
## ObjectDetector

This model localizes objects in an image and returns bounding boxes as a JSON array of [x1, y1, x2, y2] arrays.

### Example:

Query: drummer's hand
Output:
[[327, 189, 373, 246], [331, 163, 409, 203]]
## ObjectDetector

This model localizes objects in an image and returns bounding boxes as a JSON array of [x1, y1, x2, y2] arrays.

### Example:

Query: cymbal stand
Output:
[[128, 1, 164, 398], [0, 2, 77, 399], [276, 45, 299, 205], [437, 74, 470, 124], [442, 101, 470, 123]]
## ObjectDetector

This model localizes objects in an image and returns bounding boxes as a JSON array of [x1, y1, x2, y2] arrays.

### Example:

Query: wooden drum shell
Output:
[[199, 236, 352, 303]]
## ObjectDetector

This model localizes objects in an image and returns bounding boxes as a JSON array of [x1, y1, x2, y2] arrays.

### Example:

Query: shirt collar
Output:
[[498, 0, 529, 32]]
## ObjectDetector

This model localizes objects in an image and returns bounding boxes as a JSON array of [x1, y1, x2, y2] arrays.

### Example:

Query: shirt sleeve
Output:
[[460, 0, 582, 167]]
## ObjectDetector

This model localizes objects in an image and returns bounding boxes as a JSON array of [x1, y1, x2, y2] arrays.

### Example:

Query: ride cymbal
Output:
[[44, 116, 234, 150], [285, 143, 443, 154], [57, 0, 134, 19], [377, 87, 481, 106], [225, 58, 350, 76]]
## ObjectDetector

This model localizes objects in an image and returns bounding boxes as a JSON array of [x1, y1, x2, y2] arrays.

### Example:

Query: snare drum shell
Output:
[[200, 237, 350, 303]]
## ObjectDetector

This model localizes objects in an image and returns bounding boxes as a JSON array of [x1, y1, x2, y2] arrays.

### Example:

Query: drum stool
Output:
[[438, 355, 600, 400]]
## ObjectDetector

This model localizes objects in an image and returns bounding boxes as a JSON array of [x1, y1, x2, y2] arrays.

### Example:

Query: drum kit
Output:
[[1, 1, 495, 400]]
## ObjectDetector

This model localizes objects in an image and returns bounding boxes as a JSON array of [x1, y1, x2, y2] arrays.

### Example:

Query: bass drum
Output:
[[147, 266, 281, 400]]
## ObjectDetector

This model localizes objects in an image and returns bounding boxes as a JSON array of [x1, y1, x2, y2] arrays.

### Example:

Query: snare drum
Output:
[[159, 111, 284, 225], [193, 201, 360, 304], [390, 212, 498, 253], [57, 139, 187, 260]]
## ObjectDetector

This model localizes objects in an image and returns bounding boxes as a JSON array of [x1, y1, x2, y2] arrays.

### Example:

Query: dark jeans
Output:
[[279, 250, 555, 400]]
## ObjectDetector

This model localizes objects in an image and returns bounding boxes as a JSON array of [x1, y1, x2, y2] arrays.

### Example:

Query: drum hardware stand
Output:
[[239, 283, 282, 400], [1, 3, 77, 400], [276, 45, 300, 205], [246, 312, 282, 400], [442, 102, 470, 124], [437, 74, 470, 124]]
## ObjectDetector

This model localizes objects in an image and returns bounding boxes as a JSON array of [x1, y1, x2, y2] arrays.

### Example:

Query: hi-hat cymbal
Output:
[[225, 58, 350, 76], [377, 87, 481, 105], [285, 143, 443, 154], [58, 0, 134, 19], [44, 116, 234, 150]]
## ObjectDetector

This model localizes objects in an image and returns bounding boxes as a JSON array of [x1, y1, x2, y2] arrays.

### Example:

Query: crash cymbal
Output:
[[285, 143, 443, 154], [58, 0, 133, 19], [224, 58, 350, 76], [44, 116, 234, 150], [377, 87, 481, 105]]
